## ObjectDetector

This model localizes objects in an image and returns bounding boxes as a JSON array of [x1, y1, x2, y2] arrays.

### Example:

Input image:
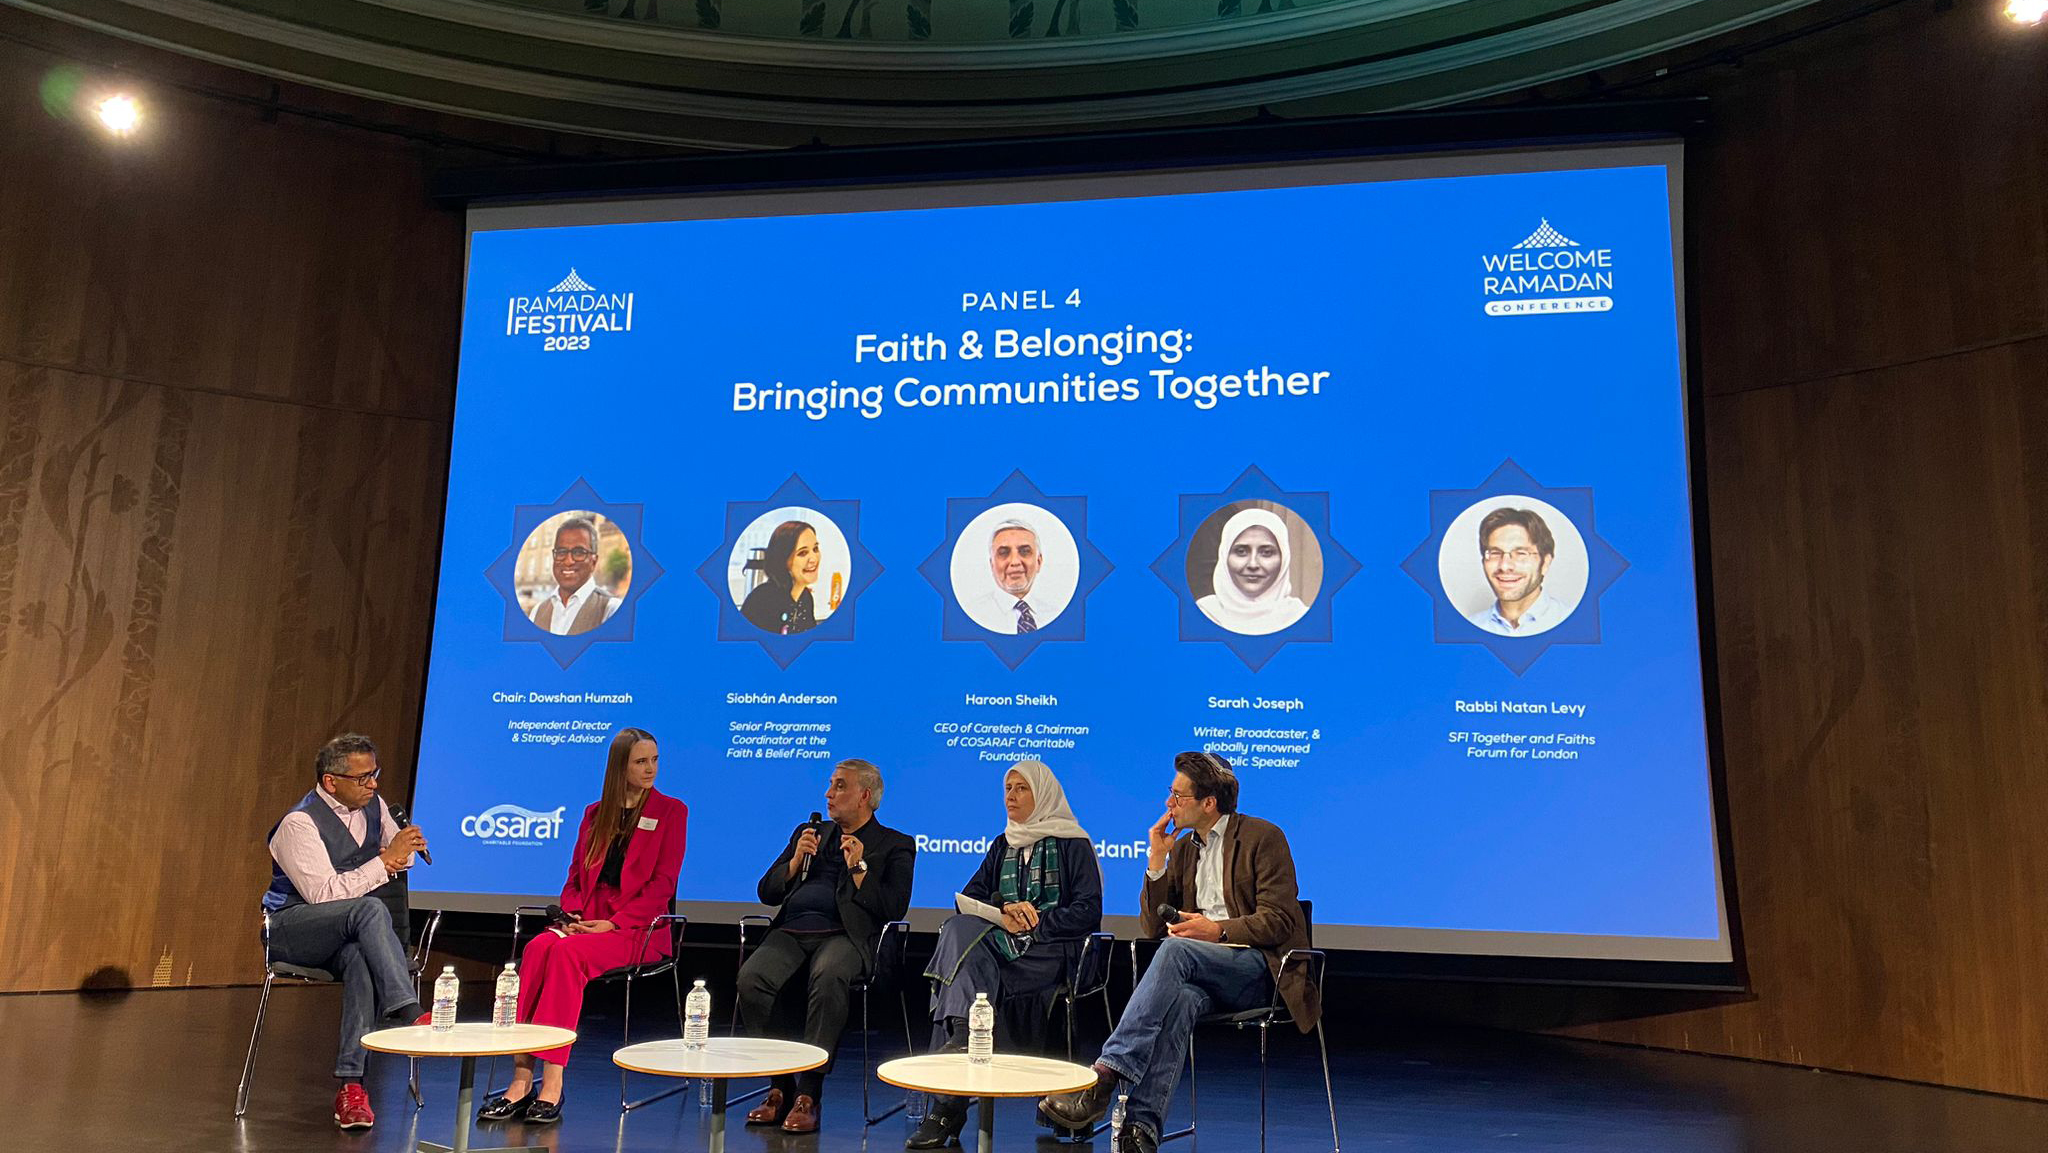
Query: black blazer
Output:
[[756, 816, 917, 971]]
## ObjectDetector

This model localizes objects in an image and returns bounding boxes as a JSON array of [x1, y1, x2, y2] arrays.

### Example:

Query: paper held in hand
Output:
[[956, 893, 1009, 927]]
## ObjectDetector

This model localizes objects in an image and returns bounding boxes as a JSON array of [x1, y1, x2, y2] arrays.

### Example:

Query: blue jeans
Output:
[[1096, 938, 1272, 1140], [269, 896, 419, 1078]]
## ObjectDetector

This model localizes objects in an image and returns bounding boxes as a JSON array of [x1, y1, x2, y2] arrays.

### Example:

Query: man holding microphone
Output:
[[736, 758, 917, 1134], [261, 733, 430, 1130], [1036, 752, 1316, 1153]]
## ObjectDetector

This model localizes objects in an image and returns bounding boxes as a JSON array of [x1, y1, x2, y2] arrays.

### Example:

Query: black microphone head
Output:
[[388, 804, 410, 827], [809, 811, 822, 824], [1156, 904, 1180, 923]]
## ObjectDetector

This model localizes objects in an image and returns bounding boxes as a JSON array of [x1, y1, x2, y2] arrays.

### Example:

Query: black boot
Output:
[[906, 1095, 969, 1149]]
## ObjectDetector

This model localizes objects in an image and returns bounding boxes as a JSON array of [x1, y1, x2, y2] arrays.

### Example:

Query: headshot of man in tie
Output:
[[950, 500, 1081, 636]]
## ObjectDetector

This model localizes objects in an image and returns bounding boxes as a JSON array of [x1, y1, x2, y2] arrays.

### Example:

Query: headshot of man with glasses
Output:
[[1467, 506, 1572, 637], [527, 514, 622, 636]]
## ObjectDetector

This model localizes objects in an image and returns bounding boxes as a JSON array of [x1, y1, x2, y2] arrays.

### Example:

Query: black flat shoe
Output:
[[524, 1098, 563, 1126], [906, 1100, 969, 1149], [477, 1090, 534, 1122]]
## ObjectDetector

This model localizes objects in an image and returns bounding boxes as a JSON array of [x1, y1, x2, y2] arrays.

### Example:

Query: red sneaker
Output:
[[414, 1011, 434, 1027], [334, 1083, 376, 1129]]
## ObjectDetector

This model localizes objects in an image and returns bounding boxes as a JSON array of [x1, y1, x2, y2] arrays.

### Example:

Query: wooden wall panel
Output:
[[0, 21, 461, 419], [0, 21, 461, 991], [1558, 341, 2048, 1095], [1543, 0, 2048, 1099], [1682, 4, 2048, 397]]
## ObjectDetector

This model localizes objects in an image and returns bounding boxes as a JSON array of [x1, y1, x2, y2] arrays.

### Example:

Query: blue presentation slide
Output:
[[412, 151, 1724, 958]]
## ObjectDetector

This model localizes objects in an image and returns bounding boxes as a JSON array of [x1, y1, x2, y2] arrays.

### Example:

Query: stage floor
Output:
[[3, 983, 2044, 1152]]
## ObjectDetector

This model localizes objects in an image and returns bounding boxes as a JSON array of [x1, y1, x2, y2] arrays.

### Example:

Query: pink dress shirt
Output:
[[267, 786, 411, 904]]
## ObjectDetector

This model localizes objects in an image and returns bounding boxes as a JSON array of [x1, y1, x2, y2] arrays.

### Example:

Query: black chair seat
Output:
[[1206, 1005, 1289, 1026], [267, 961, 339, 983]]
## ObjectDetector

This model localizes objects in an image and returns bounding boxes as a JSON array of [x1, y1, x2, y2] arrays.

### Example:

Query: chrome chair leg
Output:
[[234, 973, 276, 1117], [409, 1058, 425, 1110], [862, 985, 907, 1126], [1318, 1020, 1340, 1153], [1257, 1021, 1269, 1153]]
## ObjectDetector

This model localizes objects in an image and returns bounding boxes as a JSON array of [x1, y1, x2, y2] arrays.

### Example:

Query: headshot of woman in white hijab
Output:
[[1196, 505, 1311, 636]]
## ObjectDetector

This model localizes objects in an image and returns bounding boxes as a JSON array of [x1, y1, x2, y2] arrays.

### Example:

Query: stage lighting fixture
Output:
[[2007, 0, 2048, 24], [95, 94, 141, 135]]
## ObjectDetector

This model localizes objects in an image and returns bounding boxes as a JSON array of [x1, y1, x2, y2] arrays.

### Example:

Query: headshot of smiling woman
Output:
[[1195, 505, 1313, 636], [742, 519, 822, 635]]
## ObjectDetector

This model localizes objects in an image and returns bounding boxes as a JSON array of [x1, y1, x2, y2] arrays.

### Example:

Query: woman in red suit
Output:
[[478, 726, 687, 1125]]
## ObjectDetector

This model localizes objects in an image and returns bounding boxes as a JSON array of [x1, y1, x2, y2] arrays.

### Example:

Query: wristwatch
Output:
[[1219, 926, 1230, 944], [852, 859, 869, 874]]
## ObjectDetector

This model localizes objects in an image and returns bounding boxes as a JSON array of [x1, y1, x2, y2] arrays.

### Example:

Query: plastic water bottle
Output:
[[431, 965, 459, 1032], [684, 979, 712, 1051], [492, 962, 518, 1028], [1109, 1092, 1129, 1151], [967, 992, 995, 1065]]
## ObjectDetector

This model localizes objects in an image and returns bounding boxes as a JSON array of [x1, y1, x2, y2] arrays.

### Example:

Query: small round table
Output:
[[878, 1053, 1097, 1153], [612, 1037, 828, 1153], [362, 1023, 576, 1153]]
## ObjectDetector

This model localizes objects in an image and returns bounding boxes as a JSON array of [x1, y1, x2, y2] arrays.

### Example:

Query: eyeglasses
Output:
[[1481, 548, 1542, 564], [1167, 789, 1194, 802], [552, 547, 597, 561], [328, 768, 381, 784]]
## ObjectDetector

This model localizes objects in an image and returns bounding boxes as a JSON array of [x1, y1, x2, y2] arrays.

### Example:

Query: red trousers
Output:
[[516, 889, 666, 1065]]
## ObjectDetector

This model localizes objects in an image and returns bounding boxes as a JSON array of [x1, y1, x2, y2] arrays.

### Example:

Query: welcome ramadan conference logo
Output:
[[506, 268, 634, 351], [1482, 219, 1615, 317]]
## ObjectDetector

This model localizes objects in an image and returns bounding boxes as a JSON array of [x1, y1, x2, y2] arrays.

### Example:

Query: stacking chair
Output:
[[235, 904, 444, 1116], [728, 914, 915, 1125], [499, 904, 690, 1111], [1129, 899, 1338, 1153]]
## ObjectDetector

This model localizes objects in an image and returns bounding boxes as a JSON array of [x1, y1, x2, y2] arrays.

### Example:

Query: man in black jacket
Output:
[[738, 757, 917, 1134]]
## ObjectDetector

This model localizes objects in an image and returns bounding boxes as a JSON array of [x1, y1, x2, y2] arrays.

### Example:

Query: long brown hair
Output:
[[586, 727, 656, 871]]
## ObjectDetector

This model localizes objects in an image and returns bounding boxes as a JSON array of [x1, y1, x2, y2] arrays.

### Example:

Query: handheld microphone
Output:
[[1156, 903, 1183, 925], [545, 904, 576, 927], [389, 805, 432, 865], [800, 811, 823, 880]]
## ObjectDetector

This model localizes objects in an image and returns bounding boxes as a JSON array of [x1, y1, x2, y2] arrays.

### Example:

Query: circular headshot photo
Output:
[[1186, 500, 1323, 636], [517, 510, 632, 637], [949, 502, 1081, 635], [726, 507, 852, 636], [1437, 496, 1589, 638]]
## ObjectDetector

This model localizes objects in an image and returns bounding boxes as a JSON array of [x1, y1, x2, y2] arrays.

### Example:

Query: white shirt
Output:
[[529, 575, 621, 636], [966, 586, 1059, 635], [268, 786, 409, 904], [1146, 814, 1232, 921], [1468, 590, 1571, 637]]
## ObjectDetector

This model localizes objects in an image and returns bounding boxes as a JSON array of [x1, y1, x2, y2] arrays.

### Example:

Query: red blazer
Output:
[[559, 787, 688, 958]]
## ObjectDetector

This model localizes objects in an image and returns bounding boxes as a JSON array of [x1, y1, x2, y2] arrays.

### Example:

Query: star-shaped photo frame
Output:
[[485, 478, 665, 669], [918, 471, 1114, 670], [696, 474, 883, 669], [1400, 459, 1630, 675], [1150, 465, 1361, 672]]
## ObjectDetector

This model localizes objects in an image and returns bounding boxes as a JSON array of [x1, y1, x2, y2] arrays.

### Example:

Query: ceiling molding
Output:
[[3, 0, 1818, 145]]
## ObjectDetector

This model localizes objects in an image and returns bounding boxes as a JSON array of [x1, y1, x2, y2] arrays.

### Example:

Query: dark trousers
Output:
[[736, 928, 867, 1098]]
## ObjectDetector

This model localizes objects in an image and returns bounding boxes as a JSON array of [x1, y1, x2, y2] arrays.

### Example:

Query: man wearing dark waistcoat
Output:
[[263, 733, 430, 1129]]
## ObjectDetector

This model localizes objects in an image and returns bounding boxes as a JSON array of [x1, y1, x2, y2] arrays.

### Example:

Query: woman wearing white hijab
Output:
[[1196, 506, 1309, 636], [910, 760, 1103, 1149]]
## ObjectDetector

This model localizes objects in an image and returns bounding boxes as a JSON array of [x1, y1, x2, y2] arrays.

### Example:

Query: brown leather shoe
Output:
[[1038, 1072, 1117, 1129], [780, 1094, 820, 1134], [745, 1088, 786, 1126]]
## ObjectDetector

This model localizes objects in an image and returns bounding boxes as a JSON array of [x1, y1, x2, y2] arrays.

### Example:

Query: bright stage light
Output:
[[95, 94, 141, 135], [2007, 0, 2048, 24]]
